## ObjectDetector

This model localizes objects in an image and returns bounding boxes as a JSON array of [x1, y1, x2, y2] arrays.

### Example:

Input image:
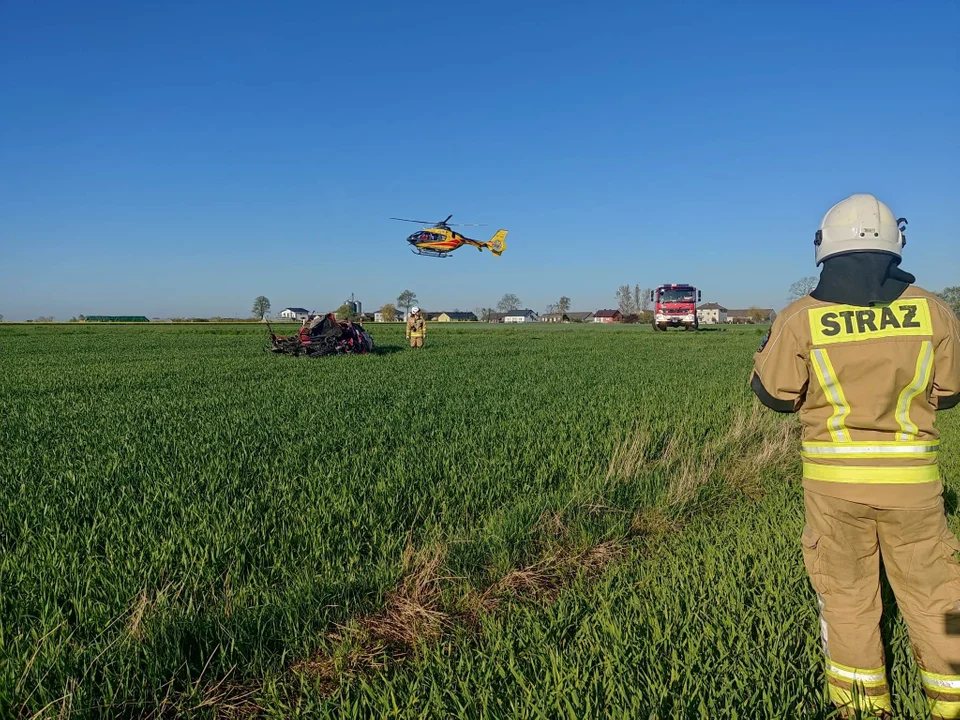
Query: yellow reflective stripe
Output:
[[812, 348, 850, 443], [929, 698, 960, 720], [922, 670, 960, 691], [803, 463, 940, 484], [828, 686, 892, 712], [896, 340, 934, 441]]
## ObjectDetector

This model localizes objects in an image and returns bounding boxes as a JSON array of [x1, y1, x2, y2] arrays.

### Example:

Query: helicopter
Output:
[[390, 215, 508, 258]]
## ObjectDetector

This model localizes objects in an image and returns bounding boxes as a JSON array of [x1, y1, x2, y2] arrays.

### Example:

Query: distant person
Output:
[[406, 306, 426, 349], [751, 194, 960, 718]]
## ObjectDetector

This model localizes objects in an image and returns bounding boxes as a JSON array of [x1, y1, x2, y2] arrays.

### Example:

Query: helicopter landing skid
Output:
[[411, 249, 452, 258]]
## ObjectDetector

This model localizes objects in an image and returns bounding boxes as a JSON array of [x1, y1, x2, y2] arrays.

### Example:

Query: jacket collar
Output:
[[811, 252, 916, 307]]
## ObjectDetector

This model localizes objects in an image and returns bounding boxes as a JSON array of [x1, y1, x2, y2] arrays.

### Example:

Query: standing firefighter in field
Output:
[[406, 306, 426, 349], [752, 194, 960, 718]]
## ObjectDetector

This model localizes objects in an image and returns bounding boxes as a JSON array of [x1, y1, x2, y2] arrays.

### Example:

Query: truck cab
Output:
[[651, 284, 701, 331]]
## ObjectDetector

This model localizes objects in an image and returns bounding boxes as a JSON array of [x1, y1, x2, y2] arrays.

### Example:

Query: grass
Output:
[[1, 322, 957, 718]]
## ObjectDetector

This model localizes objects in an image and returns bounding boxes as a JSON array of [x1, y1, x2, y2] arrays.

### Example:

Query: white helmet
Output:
[[815, 193, 907, 265], [410, 306, 420, 314]]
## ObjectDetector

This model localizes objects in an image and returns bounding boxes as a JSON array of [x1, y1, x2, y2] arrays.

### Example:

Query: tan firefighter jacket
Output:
[[406, 314, 426, 338], [751, 287, 960, 508]]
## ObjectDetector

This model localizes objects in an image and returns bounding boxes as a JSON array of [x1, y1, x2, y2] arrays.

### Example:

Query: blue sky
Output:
[[1, 0, 957, 320]]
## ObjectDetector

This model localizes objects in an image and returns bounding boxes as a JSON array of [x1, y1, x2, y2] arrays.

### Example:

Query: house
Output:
[[504, 309, 539, 323], [435, 311, 478, 322], [727, 308, 776, 324], [566, 311, 594, 323], [592, 309, 623, 324], [279, 307, 310, 321], [541, 312, 570, 323], [358, 312, 376, 322], [486, 312, 507, 324], [697, 303, 728, 325]]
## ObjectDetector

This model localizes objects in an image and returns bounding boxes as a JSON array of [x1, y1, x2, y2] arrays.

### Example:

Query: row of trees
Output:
[[250, 282, 960, 326], [615, 285, 652, 317]]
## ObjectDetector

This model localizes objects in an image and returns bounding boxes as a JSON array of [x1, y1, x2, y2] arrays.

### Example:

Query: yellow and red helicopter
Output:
[[391, 215, 508, 258]]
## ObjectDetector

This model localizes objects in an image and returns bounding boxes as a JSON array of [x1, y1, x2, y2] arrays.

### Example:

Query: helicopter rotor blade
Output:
[[390, 217, 434, 224], [440, 214, 454, 224]]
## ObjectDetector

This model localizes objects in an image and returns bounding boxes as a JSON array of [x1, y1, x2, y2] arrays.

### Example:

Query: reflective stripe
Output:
[[896, 341, 934, 441], [812, 348, 850, 443], [802, 442, 939, 459], [928, 698, 960, 720], [825, 661, 888, 686], [803, 440, 940, 448], [803, 463, 940, 484], [922, 670, 960, 691], [828, 686, 892, 712]]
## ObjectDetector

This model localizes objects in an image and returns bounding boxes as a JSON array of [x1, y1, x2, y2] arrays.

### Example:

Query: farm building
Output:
[[592, 309, 623, 324], [697, 303, 728, 325], [435, 311, 478, 322], [566, 312, 594, 322], [486, 312, 507, 324], [540, 312, 571, 323], [726, 308, 776, 324], [504, 309, 539, 323], [279, 307, 310, 321]]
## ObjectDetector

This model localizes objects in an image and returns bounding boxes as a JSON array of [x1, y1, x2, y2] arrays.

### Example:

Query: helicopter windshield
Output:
[[658, 288, 695, 303]]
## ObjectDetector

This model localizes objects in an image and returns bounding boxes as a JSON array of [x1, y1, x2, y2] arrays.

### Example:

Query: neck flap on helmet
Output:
[[811, 252, 916, 307]]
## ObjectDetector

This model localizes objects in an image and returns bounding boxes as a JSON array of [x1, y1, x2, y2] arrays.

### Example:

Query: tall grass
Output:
[[4, 323, 951, 717]]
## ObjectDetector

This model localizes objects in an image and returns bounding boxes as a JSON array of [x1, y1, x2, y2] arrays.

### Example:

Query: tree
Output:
[[557, 296, 571, 314], [335, 303, 358, 321], [937, 287, 960, 316], [497, 293, 521, 312], [379, 303, 397, 322], [748, 306, 768, 324], [616, 285, 635, 316], [788, 276, 818, 302], [252, 295, 271, 319], [544, 303, 557, 315], [78, 314, 85, 322], [478, 307, 496, 321], [637, 287, 651, 313], [397, 289, 418, 316], [0, 314, 4, 322]]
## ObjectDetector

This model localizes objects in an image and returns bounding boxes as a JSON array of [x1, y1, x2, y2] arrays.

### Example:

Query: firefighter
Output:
[[751, 193, 960, 718], [406, 306, 426, 349]]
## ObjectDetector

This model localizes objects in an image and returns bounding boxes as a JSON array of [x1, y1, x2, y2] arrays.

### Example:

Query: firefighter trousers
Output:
[[802, 490, 960, 718]]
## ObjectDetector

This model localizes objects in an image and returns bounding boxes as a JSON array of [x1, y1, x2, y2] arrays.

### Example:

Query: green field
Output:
[[3, 323, 959, 718]]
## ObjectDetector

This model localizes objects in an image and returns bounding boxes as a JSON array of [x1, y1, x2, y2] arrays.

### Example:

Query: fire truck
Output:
[[651, 284, 701, 331]]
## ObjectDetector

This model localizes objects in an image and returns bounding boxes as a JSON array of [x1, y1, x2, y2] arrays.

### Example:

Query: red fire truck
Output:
[[651, 284, 701, 331]]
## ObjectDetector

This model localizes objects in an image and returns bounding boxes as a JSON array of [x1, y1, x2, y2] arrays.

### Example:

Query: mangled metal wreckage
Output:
[[267, 313, 373, 357]]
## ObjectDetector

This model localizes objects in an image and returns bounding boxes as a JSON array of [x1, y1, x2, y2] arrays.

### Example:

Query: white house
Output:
[[504, 309, 539, 323], [697, 303, 728, 325], [279, 307, 310, 321]]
